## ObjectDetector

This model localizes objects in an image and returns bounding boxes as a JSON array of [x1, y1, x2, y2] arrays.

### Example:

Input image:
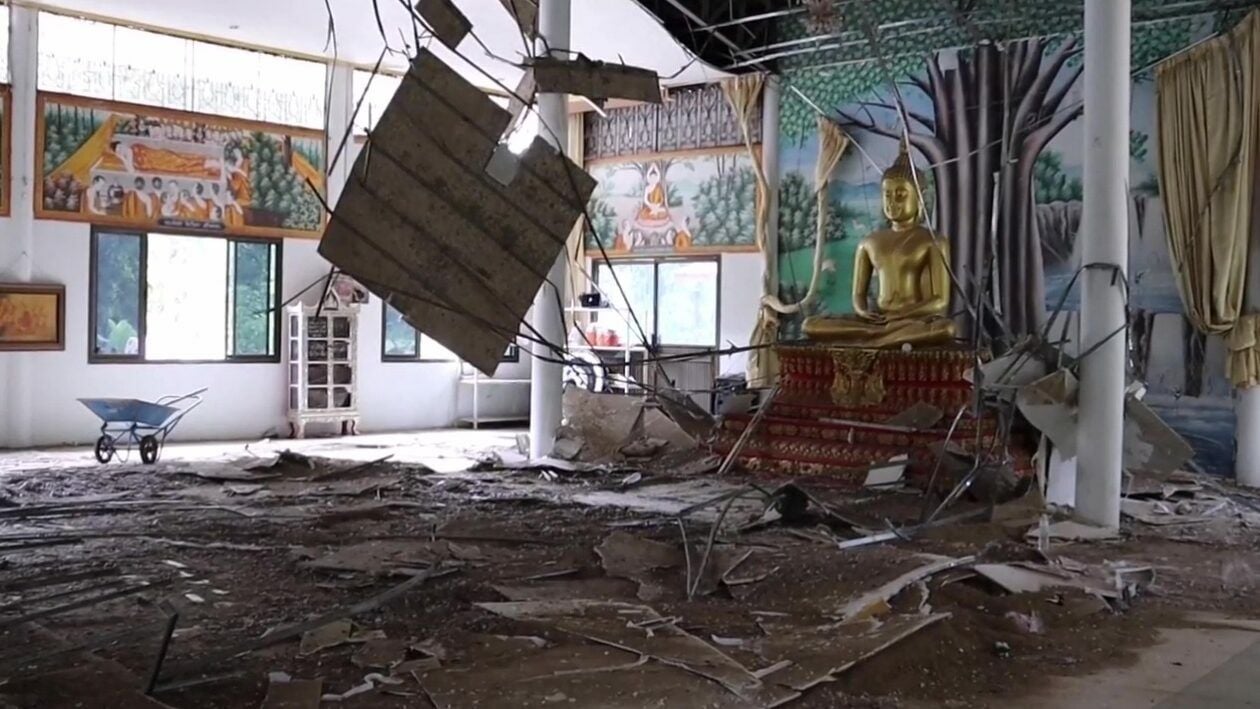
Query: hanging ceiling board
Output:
[[528, 56, 663, 104], [415, 0, 472, 49], [320, 49, 595, 375]]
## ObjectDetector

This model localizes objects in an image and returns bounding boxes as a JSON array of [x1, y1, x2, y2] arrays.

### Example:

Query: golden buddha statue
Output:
[[802, 143, 956, 349]]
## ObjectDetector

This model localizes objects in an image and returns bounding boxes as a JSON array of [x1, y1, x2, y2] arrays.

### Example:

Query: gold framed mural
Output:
[[0, 283, 65, 351], [35, 92, 326, 239], [585, 146, 761, 256], [0, 85, 12, 217]]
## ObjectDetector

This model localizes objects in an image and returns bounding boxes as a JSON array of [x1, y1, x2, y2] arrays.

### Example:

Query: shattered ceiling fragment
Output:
[[527, 55, 663, 105], [320, 50, 596, 374], [477, 599, 797, 706], [499, 0, 539, 37], [415, 0, 471, 49]]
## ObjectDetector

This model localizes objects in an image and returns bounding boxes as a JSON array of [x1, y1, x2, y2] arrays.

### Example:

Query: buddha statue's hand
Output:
[[855, 309, 887, 324]]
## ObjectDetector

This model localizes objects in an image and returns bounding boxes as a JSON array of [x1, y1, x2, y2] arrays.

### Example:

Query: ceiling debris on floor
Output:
[[4, 420, 1260, 708]]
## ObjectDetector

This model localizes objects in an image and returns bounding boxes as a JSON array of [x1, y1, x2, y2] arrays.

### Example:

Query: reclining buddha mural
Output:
[[37, 94, 325, 238]]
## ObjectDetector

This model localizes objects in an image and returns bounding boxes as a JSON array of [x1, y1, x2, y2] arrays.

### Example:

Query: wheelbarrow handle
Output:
[[155, 388, 209, 406]]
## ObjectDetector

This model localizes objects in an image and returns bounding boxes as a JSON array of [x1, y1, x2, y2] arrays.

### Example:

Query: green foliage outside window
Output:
[[232, 241, 275, 356], [383, 305, 418, 358], [94, 232, 142, 355]]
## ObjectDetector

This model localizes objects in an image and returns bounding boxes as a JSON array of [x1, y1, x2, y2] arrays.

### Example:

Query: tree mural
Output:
[[1034, 151, 1083, 204], [1033, 150, 1083, 268], [225, 132, 323, 232], [584, 152, 757, 253], [692, 161, 757, 247], [778, 0, 1222, 338], [836, 37, 1085, 336], [779, 171, 846, 252], [587, 194, 618, 244]]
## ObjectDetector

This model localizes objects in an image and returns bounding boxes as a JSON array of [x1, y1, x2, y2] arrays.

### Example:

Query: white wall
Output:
[[1, 220, 473, 446], [0, 8, 749, 447], [0, 22, 526, 446], [719, 252, 763, 378]]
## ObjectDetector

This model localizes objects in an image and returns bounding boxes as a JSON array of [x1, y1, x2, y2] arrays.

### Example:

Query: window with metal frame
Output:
[[89, 228, 281, 362], [0, 6, 9, 84], [381, 302, 521, 363], [38, 12, 326, 129], [592, 257, 720, 349], [351, 69, 403, 135], [381, 302, 458, 362]]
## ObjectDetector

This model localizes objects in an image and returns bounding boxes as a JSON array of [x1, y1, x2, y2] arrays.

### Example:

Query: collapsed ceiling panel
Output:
[[528, 56, 663, 105], [320, 49, 596, 375], [415, 0, 473, 49]]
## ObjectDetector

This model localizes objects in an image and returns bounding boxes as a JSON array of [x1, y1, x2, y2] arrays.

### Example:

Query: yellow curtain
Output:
[[721, 75, 775, 386], [748, 116, 849, 387], [1157, 9, 1260, 387]]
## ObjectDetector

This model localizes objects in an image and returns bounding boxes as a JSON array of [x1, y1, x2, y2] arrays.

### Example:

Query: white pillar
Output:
[[324, 61, 354, 208], [1077, 0, 1130, 528], [528, 0, 570, 458], [1, 7, 39, 448], [1237, 387, 1260, 486]]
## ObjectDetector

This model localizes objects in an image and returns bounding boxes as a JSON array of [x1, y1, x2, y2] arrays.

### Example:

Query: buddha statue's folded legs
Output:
[[801, 314, 956, 349]]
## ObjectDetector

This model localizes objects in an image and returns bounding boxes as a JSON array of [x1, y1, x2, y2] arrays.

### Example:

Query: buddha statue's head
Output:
[[882, 142, 921, 228]]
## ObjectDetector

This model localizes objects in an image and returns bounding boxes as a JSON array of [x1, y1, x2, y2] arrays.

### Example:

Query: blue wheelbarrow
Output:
[[78, 388, 207, 464]]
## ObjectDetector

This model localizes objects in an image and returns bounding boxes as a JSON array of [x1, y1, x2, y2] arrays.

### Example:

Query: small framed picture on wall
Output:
[[0, 283, 66, 351]]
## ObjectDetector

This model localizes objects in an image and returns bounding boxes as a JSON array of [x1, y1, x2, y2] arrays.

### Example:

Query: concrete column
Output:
[[528, 0, 570, 458], [1237, 387, 1260, 486], [2, 7, 39, 448], [1077, 0, 1130, 528], [324, 61, 354, 208]]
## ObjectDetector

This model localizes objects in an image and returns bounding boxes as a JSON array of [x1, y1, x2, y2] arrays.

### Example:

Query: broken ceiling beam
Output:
[[320, 49, 595, 375], [416, 0, 471, 49], [499, 0, 539, 37], [527, 55, 663, 105], [505, 71, 539, 137]]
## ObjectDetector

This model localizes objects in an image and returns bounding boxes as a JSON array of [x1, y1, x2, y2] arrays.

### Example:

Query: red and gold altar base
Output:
[[714, 344, 1032, 488]]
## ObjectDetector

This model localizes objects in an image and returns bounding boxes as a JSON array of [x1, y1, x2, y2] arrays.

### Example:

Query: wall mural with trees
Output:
[[585, 148, 759, 255], [36, 92, 325, 239], [777, 0, 1244, 473]]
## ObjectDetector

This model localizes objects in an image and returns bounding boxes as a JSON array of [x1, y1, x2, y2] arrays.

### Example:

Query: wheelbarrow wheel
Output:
[[139, 435, 160, 465], [94, 436, 115, 464]]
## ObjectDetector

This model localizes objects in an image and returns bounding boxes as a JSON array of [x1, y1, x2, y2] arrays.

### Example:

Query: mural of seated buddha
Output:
[[802, 143, 957, 349], [613, 162, 693, 251]]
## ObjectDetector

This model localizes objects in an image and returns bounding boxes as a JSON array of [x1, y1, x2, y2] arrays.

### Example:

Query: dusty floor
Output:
[[2, 431, 1260, 708]]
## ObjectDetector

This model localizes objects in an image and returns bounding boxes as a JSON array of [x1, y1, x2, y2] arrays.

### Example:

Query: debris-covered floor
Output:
[[4, 429, 1260, 708]]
